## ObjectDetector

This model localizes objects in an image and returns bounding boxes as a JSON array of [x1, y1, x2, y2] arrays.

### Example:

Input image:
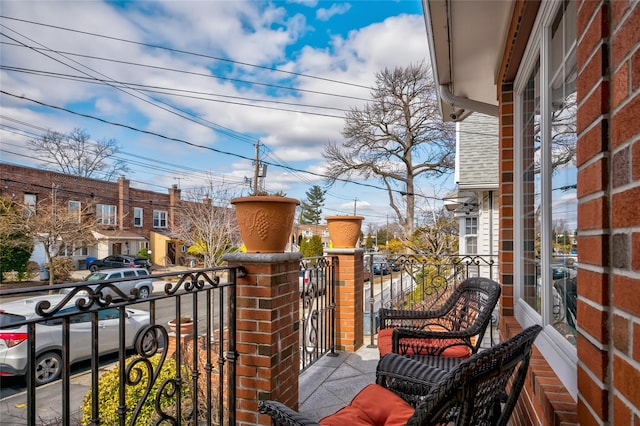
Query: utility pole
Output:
[[353, 198, 358, 215], [253, 141, 260, 194]]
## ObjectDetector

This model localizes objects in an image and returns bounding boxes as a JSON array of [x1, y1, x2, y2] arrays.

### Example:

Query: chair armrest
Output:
[[391, 327, 475, 356], [376, 353, 449, 408], [258, 400, 322, 426], [379, 307, 450, 329]]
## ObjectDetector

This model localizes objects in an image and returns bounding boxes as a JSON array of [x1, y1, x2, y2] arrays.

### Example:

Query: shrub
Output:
[[80, 354, 191, 425], [136, 247, 151, 259], [44, 257, 75, 282]]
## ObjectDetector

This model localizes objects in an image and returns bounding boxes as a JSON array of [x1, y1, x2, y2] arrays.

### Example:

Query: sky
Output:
[[0, 0, 452, 229]]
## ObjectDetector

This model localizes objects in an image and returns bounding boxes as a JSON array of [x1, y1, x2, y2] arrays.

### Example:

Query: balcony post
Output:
[[325, 248, 365, 352], [223, 252, 303, 426]]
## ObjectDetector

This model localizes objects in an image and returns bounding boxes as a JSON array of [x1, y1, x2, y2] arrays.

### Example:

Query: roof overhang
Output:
[[422, 0, 515, 121]]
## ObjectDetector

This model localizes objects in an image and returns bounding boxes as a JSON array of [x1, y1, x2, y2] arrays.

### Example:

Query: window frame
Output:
[[96, 204, 117, 225], [68, 200, 81, 223], [513, 0, 578, 398], [464, 217, 478, 254], [23, 193, 37, 217], [133, 207, 143, 227], [153, 210, 168, 228]]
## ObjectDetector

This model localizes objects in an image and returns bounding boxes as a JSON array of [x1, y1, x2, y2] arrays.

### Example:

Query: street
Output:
[[0, 281, 223, 424]]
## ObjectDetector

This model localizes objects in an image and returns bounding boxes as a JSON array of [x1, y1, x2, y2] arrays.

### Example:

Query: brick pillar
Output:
[[325, 248, 364, 352], [223, 252, 302, 426]]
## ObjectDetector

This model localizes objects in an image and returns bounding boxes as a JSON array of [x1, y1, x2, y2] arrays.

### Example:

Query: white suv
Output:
[[62, 268, 154, 300]]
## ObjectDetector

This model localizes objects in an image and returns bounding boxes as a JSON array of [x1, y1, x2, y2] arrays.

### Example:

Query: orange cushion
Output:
[[319, 384, 414, 426], [377, 327, 471, 358]]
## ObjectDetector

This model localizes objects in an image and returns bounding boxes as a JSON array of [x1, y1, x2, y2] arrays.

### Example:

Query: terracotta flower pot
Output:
[[231, 195, 300, 253], [326, 215, 364, 248], [168, 317, 194, 335]]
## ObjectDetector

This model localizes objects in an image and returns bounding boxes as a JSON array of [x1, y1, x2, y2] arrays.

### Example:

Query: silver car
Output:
[[0, 294, 150, 385], [62, 268, 154, 300]]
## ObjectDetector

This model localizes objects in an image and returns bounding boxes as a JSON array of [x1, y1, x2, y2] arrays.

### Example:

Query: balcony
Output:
[[0, 253, 498, 425]]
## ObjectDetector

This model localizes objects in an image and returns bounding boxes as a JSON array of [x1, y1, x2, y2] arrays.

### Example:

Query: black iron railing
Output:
[[298, 256, 337, 371], [364, 254, 498, 346], [0, 266, 241, 426]]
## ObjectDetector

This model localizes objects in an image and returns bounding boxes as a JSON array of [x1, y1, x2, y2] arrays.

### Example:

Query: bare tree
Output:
[[21, 195, 97, 286], [323, 62, 456, 238], [29, 128, 129, 180], [405, 207, 458, 258], [172, 179, 239, 268]]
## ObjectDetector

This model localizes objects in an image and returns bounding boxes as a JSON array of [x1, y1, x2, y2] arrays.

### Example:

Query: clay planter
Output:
[[168, 317, 194, 335], [231, 195, 300, 253], [326, 215, 364, 248]]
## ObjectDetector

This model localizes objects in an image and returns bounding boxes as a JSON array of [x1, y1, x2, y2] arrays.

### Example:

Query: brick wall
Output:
[[586, 0, 640, 423], [498, 0, 640, 424], [225, 253, 302, 426], [328, 249, 365, 352], [0, 163, 181, 240]]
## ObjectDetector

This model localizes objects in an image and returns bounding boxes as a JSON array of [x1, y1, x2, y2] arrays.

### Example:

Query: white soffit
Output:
[[424, 0, 514, 121]]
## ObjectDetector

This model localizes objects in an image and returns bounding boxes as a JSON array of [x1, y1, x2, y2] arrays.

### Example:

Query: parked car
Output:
[[0, 294, 150, 385], [364, 254, 390, 275], [61, 268, 154, 300], [88, 255, 151, 272], [299, 269, 326, 297], [551, 264, 573, 280]]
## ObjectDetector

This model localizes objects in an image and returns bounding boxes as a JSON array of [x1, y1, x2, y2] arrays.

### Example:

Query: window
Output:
[[97, 204, 117, 225], [24, 193, 37, 216], [153, 210, 167, 228], [133, 207, 143, 227], [515, 0, 577, 396], [464, 217, 478, 254], [68, 201, 81, 223]]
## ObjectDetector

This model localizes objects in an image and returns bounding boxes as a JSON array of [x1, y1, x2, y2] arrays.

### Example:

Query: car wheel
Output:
[[89, 265, 99, 272], [35, 352, 62, 385], [138, 286, 150, 299]]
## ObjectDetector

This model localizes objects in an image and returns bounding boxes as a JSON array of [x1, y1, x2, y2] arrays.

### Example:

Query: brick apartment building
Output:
[[1, 163, 185, 268]]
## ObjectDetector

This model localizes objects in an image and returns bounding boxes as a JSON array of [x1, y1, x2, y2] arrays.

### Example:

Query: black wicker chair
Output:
[[259, 325, 542, 426], [377, 277, 501, 358]]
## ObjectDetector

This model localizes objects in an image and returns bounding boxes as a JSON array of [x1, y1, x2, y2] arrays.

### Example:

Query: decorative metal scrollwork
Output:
[[125, 324, 185, 425], [164, 271, 221, 295]]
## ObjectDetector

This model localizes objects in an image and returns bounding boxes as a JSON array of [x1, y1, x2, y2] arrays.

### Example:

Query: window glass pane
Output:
[[549, 0, 577, 345], [134, 207, 143, 227], [97, 204, 117, 225], [24, 193, 37, 216], [68, 201, 81, 223], [521, 61, 541, 314]]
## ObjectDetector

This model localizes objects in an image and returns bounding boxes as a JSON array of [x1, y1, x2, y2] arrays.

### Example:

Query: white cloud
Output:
[[1, 2, 434, 214], [316, 3, 352, 21]]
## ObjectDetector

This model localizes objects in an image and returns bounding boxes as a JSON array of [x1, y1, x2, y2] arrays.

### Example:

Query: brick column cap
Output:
[[222, 252, 303, 263], [325, 248, 366, 255]]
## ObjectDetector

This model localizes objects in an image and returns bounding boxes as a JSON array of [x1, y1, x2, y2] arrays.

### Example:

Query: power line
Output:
[[1, 64, 348, 119], [0, 15, 374, 91], [0, 29, 258, 145], [0, 43, 371, 103], [1, 90, 446, 201]]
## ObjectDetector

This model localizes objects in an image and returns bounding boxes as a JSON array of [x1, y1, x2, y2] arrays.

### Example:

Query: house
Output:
[[445, 113, 499, 261], [422, 0, 639, 423], [0, 163, 190, 268]]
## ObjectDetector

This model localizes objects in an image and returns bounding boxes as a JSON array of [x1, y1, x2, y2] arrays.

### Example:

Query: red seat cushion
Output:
[[319, 383, 414, 426], [377, 327, 471, 358]]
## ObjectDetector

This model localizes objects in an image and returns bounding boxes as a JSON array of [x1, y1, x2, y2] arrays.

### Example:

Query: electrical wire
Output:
[[1, 90, 447, 202]]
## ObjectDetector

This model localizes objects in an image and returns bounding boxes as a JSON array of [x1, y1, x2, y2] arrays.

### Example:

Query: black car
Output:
[[88, 255, 151, 272]]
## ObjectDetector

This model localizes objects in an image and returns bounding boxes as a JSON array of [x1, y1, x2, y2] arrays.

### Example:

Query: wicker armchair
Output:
[[377, 277, 501, 358], [259, 325, 542, 426]]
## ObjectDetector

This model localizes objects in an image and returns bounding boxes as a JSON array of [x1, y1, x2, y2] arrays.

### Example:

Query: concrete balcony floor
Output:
[[298, 325, 500, 421]]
